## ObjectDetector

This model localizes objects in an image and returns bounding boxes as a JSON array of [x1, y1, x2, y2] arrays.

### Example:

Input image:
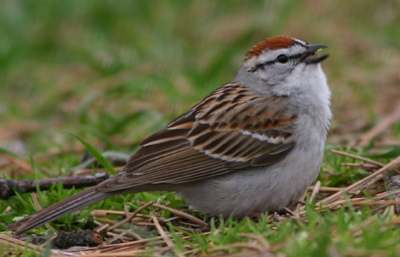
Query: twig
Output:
[[375, 189, 400, 200], [342, 163, 380, 168], [107, 201, 154, 231], [56, 247, 170, 256], [0, 173, 109, 199], [331, 150, 385, 167], [297, 181, 322, 213], [94, 224, 110, 235], [332, 149, 400, 173], [307, 186, 341, 193], [142, 202, 209, 229], [105, 231, 132, 244], [318, 155, 400, 206], [152, 216, 179, 256], [51, 230, 208, 255], [356, 174, 385, 194], [296, 190, 308, 211], [309, 181, 321, 204], [0, 234, 41, 254], [298, 198, 400, 216]]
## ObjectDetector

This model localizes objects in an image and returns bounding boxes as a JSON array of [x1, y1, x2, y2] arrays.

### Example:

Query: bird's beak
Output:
[[302, 44, 329, 64]]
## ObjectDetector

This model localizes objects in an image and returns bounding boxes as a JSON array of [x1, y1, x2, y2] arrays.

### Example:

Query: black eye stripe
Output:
[[290, 53, 302, 60], [249, 52, 304, 72], [264, 53, 302, 66]]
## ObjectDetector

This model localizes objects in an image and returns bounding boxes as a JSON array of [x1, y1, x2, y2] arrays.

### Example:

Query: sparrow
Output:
[[8, 36, 332, 235]]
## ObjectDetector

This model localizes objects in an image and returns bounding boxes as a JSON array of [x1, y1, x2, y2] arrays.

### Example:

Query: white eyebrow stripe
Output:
[[293, 39, 307, 47]]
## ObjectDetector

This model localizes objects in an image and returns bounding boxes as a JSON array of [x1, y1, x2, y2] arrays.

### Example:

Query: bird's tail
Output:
[[7, 186, 113, 235]]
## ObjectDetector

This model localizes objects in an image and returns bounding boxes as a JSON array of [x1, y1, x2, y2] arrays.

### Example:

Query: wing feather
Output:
[[96, 82, 299, 192]]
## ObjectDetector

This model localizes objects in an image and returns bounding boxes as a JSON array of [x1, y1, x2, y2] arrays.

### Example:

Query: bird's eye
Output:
[[276, 54, 289, 64]]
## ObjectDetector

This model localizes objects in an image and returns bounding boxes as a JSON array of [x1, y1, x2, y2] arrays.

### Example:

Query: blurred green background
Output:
[[1, 1, 400, 255], [0, 0, 399, 157]]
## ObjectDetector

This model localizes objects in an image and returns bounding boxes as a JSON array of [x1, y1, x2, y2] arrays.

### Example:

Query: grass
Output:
[[1, 0, 400, 256]]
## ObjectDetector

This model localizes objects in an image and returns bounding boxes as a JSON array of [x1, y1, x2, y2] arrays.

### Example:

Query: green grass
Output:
[[1, 0, 400, 256]]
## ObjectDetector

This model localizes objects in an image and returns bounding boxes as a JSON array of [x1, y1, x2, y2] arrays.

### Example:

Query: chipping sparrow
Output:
[[8, 36, 331, 235]]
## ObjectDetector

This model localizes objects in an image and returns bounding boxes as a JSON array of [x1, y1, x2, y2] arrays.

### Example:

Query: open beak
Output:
[[301, 44, 329, 64]]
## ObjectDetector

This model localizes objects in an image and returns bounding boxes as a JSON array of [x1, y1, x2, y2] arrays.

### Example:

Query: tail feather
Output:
[[7, 187, 113, 235]]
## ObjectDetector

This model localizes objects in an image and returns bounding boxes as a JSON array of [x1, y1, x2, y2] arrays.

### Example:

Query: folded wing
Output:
[[97, 82, 299, 192]]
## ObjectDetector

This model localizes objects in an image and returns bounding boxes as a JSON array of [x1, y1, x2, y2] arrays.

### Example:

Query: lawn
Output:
[[1, 1, 400, 256]]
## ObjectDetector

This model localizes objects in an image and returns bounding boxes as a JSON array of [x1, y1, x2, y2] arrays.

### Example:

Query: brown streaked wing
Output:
[[187, 83, 298, 165], [96, 140, 249, 192], [96, 82, 298, 192]]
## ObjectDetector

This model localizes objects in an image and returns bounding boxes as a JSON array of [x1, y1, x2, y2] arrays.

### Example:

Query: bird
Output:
[[8, 35, 332, 235]]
